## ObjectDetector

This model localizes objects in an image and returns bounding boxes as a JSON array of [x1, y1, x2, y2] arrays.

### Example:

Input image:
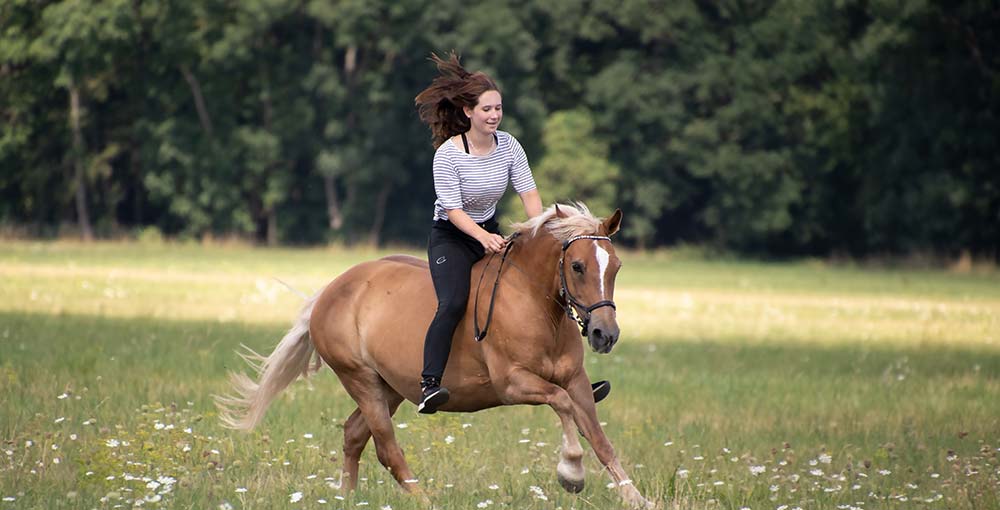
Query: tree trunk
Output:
[[321, 44, 358, 234], [266, 208, 278, 246], [68, 78, 94, 242], [367, 184, 391, 247], [323, 175, 344, 230], [179, 64, 214, 138]]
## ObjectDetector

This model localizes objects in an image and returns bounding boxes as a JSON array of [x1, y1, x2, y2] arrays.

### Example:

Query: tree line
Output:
[[2, 0, 997, 258]]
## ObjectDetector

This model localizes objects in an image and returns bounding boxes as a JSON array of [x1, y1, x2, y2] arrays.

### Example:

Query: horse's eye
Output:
[[571, 261, 584, 274]]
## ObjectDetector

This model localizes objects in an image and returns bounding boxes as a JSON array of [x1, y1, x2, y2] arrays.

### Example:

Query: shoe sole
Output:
[[417, 388, 450, 414], [591, 380, 611, 404]]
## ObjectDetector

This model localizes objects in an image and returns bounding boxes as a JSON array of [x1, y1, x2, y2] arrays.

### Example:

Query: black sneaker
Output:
[[591, 380, 611, 404], [418, 381, 450, 414]]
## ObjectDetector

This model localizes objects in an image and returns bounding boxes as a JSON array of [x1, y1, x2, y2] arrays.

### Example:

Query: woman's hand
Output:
[[478, 232, 507, 253]]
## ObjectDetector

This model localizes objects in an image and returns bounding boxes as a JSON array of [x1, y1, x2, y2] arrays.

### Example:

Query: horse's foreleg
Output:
[[503, 371, 586, 493], [564, 375, 654, 509]]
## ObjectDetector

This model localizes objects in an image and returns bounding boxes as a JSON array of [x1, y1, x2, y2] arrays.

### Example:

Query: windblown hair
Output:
[[414, 51, 500, 148], [511, 203, 603, 242]]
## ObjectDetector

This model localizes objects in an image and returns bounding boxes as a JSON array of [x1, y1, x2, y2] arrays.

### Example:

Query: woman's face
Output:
[[465, 90, 502, 134]]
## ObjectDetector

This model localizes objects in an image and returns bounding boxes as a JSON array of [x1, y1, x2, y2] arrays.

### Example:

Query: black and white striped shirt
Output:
[[432, 130, 537, 222]]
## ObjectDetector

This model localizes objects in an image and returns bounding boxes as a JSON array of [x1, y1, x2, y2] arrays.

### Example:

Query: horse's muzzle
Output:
[[587, 318, 619, 354]]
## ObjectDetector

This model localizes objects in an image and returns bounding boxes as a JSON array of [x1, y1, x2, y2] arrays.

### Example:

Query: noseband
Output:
[[559, 235, 617, 336]]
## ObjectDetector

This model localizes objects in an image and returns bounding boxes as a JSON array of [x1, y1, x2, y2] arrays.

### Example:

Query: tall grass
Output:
[[1, 241, 998, 509]]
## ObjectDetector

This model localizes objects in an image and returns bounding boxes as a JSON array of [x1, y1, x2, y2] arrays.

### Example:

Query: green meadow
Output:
[[1, 241, 998, 509]]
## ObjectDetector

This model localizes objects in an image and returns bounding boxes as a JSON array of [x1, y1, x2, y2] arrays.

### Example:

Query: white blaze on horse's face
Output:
[[566, 238, 621, 354], [594, 242, 610, 298]]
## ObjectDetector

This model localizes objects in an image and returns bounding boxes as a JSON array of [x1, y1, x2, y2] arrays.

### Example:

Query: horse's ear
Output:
[[603, 208, 623, 237], [555, 204, 569, 219]]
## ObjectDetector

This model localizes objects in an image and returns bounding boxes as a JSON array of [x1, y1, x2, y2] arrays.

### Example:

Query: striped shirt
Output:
[[432, 130, 536, 222]]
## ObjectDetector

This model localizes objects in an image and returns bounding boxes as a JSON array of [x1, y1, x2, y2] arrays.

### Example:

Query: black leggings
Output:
[[422, 217, 499, 381]]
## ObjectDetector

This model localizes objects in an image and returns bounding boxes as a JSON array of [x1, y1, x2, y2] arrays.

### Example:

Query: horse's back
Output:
[[309, 255, 436, 391], [309, 254, 499, 409]]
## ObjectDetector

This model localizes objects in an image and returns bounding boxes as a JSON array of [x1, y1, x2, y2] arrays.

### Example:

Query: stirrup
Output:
[[591, 380, 611, 404]]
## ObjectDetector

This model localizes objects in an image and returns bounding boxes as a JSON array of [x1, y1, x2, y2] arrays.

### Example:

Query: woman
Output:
[[414, 52, 609, 414]]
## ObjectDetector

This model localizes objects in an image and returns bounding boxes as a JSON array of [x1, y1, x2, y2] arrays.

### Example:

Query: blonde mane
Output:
[[511, 203, 603, 242]]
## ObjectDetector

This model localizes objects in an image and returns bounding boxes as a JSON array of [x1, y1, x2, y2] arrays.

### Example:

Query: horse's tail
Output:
[[215, 292, 322, 430]]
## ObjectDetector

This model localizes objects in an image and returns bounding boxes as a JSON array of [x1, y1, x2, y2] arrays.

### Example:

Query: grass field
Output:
[[1, 241, 998, 510]]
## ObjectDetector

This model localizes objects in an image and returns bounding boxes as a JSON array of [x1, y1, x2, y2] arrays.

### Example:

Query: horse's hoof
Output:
[[557, 472, 585, 494]]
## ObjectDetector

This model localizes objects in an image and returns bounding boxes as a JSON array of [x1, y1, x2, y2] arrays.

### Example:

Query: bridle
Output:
[[558, 235, 617, 337], [474, 232, 617, 342]]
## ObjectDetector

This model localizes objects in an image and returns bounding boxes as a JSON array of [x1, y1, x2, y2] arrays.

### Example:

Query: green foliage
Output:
[[1, 0, 997, 257]]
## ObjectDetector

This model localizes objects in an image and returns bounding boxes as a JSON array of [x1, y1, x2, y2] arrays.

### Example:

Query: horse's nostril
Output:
[[592, 328, 602, 339]]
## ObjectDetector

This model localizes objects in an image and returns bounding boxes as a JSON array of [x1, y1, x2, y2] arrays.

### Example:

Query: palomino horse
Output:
[[217, 203, 654, 509]]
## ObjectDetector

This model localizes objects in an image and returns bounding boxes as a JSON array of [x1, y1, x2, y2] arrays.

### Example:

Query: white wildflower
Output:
[[106, 439, 120, 448], [529, 485, 548, 501], [235, 487, 247, 493], [819, 453, 832, 464], [878, 469, 891, 476], [751, 465, 766, 476], [810, 469, 824, 477], [445, 435, 455, 444], [677, 469, 690, 479], [396, 423, 408, 429], [289, 491, 303, 503], [57, 393, 68, 399]]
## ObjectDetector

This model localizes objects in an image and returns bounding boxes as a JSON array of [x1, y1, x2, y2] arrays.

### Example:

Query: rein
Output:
[[473, 232, 519, 342], [558, 235, 616, 336], [473, 232, 617, 341]]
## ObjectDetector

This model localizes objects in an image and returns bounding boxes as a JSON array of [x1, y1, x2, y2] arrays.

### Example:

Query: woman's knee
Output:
[[435, 299, 468, 321]]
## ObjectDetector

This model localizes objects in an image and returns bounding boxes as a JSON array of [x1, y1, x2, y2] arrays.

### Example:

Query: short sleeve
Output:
[[508, 135, 536, 194], [433, 149, 463, 210]]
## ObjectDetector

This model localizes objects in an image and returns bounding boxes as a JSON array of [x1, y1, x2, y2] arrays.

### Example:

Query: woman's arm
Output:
[[519, 189, 543, 218], [446, 208, 506, 253]]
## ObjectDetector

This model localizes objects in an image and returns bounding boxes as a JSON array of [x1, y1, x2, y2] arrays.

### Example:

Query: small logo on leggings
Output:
[[436, 256, 447, 265]]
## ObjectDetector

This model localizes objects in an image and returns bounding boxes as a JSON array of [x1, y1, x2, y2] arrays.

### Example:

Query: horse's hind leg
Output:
[[341, 396, 403, 490], [339, 369, 420, 492]]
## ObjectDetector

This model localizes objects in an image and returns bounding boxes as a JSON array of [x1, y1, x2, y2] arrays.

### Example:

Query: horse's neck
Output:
[[507, 233, 565, 321]]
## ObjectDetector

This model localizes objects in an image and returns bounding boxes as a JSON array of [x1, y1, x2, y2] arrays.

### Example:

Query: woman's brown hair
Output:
[[414, 52, 499, 148]]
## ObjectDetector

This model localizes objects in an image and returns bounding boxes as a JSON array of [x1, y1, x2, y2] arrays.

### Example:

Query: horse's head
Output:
[[555, 206, 624, 354]]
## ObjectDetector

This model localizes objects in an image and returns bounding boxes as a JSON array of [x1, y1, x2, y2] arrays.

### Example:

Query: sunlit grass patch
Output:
[[2, 242, 999, 509]]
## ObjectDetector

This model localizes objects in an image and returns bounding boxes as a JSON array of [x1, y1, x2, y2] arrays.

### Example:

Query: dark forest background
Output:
[[2, 0, 997, 258]]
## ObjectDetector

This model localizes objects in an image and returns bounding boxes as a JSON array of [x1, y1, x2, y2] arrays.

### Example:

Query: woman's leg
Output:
[[420, 233, 477, 413]]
